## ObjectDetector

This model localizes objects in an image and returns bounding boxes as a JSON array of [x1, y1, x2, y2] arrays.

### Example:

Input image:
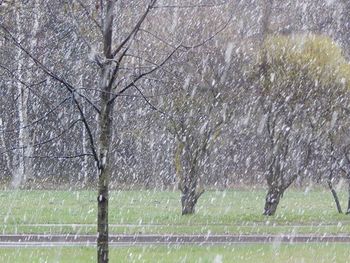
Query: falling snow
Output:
[[1, 1, 350, 263]]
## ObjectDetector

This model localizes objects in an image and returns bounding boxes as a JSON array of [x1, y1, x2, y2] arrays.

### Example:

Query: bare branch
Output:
[[0, 97, 71, 133], [75, 0, 103, 33], [139, 28, 178, 49], [131, 84, 168, 117], [109, 45, 181, 103], [0, 119, 82, 154], [180, 11, 234, 50], [0, 64, 52, 106], [0, 23, 101, 114], [72, 92, 100, 168], [153, 1, 229, 9], [111, 0, 157, 58], [24, 153, 94, 159]]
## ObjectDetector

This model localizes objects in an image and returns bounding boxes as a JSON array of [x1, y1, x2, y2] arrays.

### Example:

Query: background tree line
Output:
[[1, 0, 350, 208], [1, 1, 350, 261], [0, 0, 350, 242]]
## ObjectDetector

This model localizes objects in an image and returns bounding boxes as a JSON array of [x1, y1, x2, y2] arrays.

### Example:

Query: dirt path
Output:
[[0, 234, 349, 247]]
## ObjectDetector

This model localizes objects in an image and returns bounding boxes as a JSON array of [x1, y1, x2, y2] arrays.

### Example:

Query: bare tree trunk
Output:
[[97, 78, 113, 263], [13, 3, 27, 188], [79, 75, 89, 186], [97, 164, 109, 263], [180, 169, 204, 215], [0, 118, 13, 180], [97, 2, 115, 262], [181, 185, 198, 215], [346, 179, 350, 215], [96, 81, 115, 262], [12, 0, 40, 188], [328, 141, 343, 214], [327, 179, 343, 214], [260, 0, 282, 217], [263, 186, 283, 216], [25, 0, 40, 183]]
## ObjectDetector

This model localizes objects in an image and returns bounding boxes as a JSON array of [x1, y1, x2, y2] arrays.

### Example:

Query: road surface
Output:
[[0, 234, 349, 247]]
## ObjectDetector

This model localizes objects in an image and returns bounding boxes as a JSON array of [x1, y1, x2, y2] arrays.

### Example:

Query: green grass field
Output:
[[0, 189, 349, 235], [0, 244, 349, 263]]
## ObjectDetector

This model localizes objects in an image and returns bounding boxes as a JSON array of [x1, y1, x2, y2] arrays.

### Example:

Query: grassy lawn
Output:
[[0, 189, 349, 234], [0, 244, 349, 263]]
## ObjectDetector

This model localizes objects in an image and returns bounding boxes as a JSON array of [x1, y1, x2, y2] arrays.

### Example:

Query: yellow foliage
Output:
[[262, 34, 350, 88], [174, 142, 184, 178]]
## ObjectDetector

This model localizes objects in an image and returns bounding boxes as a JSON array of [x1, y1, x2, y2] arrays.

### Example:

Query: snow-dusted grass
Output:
[[0, 189, 349, 234], [0, 244, 349, 263]]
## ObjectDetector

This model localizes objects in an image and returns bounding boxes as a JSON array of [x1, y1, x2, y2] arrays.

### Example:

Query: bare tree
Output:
[[1, 1, 231, 261], [257, 33, 350, 215], [164, 37, 244, 214]]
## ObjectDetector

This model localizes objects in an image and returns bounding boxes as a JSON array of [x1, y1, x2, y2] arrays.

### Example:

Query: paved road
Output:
[[17, 223, 345, 227], [0, 234, 350, 247]]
